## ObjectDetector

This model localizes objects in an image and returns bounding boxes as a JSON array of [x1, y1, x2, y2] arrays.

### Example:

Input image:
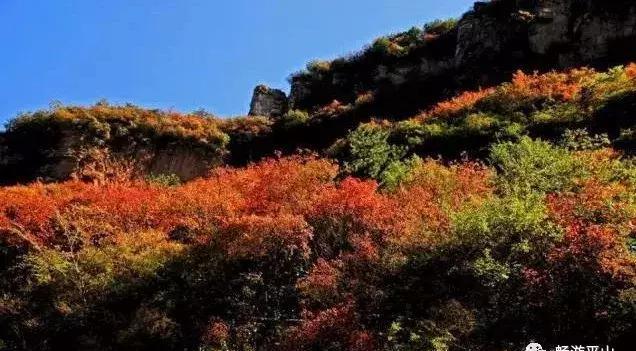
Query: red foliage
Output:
[[297, 258, 342, 302], [423, 88, 496, 120], [309, 178, 396, 236], [546, 180, 636, 283], [0, 181, 90, 246], [284, 301, 362, 351], [626, 63, 636, 79], [391, 160, 493, 248], [348, 331, 377, 351], [418, 67, 600, 121], [506, 68, 596, 102], [318, 100, 352, 116], [219, 213, 311, 258], [201, 320, 230, 347]]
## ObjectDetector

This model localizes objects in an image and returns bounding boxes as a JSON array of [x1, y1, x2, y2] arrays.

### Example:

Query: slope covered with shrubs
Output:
[[337, 64, 636, 186], [2, 65, 636, 349], [1, 1, 636, 349], [1, 137, 635, 350]]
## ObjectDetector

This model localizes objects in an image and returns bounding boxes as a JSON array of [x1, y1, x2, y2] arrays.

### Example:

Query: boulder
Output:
[[249, 85, 289, 118]]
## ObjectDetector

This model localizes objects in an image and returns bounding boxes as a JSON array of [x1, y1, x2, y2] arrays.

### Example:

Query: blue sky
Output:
[[0, 0, 475, 123]]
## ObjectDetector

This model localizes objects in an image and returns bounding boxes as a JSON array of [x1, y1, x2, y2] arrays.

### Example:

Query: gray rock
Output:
[[249, 85, 289, 118], [289, 78, 312, 110], [528, 2, 571, 55], [456, 0, 636, 67]]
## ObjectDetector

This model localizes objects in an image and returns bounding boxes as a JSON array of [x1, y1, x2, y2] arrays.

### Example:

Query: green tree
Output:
[[489, 137, 585, 195], [345, 123, 419, 188]]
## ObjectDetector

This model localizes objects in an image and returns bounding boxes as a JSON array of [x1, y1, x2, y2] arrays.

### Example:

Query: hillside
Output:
[[241, 0, 636, 159], [3, 0, 636, 184], [1, 1, 636, 351]]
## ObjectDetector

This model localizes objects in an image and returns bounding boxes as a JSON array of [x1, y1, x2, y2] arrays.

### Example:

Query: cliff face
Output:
[[0, 105, 229, 185], [279, 0, 636, 114], [0, 130, 225, 185], [457, 0, 636, 67], [248, 85, 289, 118]]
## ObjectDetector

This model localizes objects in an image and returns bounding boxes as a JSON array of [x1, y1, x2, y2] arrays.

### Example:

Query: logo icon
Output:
[[526, 343, 545, 351]]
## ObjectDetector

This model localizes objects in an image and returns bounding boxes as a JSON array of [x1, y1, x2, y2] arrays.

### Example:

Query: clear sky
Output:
[[0, 0, 475, 123]]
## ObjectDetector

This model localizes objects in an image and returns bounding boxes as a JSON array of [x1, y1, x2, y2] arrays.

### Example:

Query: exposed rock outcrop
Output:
[[0, 104, 229, 185], [287, 0, 636, 111], [148, 146, 221, 181], [21, 132, 224, 184], [457, 0, 636, 66], [249, 85, 289, 118]]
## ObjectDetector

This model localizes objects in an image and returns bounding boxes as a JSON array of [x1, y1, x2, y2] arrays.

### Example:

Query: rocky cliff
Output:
[[0, 105, 229, 185], [248, 85, 289, 118], [271, 0, 636, 114]]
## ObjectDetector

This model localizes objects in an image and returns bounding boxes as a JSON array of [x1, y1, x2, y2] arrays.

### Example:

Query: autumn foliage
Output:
[[1, 140, 635, 350], [2, 65, 636, 351]]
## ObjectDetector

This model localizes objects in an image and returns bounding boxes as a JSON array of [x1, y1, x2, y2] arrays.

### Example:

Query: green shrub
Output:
[[380, 155, 422, 191], [494, 121, 526, 140], [346, 123, 402, 178], [279, 109, 310, 129], [345, 122, 419, 187], [530, 103, 587, 125], [561, 129, 610, 151], [489, 137, 585, 195], [404, 26, 423, 42], [146, 173, 182, 187], [423, 18, 458, 35], [370, 37, 407, 57], [393, 120, 430, 147], [450, 194, 562, 288], [462, 113, 498, 135]]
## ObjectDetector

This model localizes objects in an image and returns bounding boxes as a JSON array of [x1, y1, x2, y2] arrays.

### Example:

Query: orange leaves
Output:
[[0, 156, 342, 259], [507, 68, 596, 102], [219, 115, 273, 138], [219, 213, 311, 258], [201, 320, 230, 347], [419, 67, 600, 121], [46, 104, 229, 147], [626, 63, 636, 79], [318, 100, 353, 117], [425, 88, 495, 120], [68, 104, 228, 144], [391, 160, 493, 247], [0, 181, 86, 245], [547, 179, 628, 229], [354, 91, 375, 106], [0, 154, 498, 262], [310, 178, 394, 231], [546, 179, 636, 283]]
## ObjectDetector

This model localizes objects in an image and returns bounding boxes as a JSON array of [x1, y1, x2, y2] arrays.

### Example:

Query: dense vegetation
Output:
[[337, 64, 636, 186], [2, 0, 636, 347], [2, 63, 636, 350], [1, 141, 635, 350]]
